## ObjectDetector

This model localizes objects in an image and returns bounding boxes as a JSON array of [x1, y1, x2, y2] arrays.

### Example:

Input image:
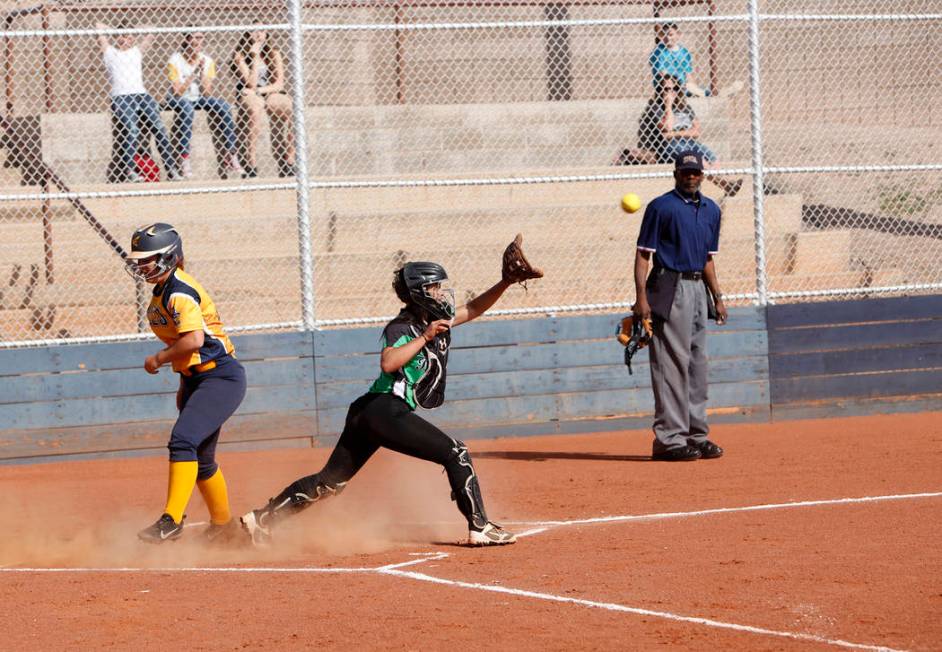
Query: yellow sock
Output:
[[164, 461, 198, 524], [197, 468, 231, 525]]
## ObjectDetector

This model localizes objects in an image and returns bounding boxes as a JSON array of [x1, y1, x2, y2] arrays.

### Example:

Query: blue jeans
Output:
[[658, 137, 717, 164], [165, 95, 237, 157], [111, 93, 176, 175]]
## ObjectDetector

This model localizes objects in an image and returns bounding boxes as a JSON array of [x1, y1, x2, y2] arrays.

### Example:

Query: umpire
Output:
[[633, 150, 728, 461]]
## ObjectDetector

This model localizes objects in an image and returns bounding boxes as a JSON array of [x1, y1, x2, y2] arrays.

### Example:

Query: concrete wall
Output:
[[2, 294, 941, 464]]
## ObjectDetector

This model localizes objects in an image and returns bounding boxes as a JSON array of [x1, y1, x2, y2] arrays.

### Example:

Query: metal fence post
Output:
[[288, 0, 316, 330], [747, 0, 768, 305]]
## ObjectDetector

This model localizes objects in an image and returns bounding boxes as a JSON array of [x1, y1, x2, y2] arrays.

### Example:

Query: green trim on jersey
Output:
[[368, 332, 426, 410]]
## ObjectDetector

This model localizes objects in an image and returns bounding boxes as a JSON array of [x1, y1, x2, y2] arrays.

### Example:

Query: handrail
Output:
[[0, 108, 149, 333]]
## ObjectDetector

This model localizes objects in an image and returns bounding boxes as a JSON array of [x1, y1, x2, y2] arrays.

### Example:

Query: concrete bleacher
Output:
[[0, 94, 875, 340], [32, 98, 733, 184], [0, 165, 837, 340]]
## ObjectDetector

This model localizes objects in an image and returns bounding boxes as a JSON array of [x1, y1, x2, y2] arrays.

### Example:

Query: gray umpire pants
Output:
[[649, 277, 709, 453]]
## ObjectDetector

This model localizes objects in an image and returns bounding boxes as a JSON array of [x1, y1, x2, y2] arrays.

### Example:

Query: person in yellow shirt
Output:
[[165, 30, 242, 179], [125, 222, 246, 544]]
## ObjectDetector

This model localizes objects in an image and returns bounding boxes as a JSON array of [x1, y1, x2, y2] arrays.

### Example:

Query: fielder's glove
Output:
[[501, 233, 544, 288], [616, 314, 653, 375]]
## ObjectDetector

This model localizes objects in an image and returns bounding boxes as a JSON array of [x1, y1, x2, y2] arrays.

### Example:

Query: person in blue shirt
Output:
[[633, 150, 728, 461], [650, 23, 694, 91], [649, 23, 743, 99]]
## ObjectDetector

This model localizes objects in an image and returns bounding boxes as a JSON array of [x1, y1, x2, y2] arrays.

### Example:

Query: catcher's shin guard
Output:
[[445, 440, 489, 531], [241, 474, 346, 545]]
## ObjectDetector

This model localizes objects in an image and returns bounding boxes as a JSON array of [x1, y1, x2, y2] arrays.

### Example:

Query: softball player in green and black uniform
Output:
[[242, 248, 540, 546]]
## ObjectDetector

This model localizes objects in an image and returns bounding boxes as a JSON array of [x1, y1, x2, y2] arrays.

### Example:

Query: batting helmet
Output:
[[396, 261, 456, 321], [125, 222, 184, 283]]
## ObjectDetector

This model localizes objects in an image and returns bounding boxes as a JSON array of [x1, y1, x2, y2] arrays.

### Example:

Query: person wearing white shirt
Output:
[[97, 21, 179, 182], [165, 31, 242, 179]]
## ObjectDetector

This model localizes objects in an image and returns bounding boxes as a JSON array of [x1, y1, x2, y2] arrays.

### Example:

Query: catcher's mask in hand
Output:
[[616, 314, 653, 375]]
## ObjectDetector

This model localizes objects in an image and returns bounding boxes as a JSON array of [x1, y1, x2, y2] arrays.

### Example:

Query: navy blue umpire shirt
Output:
[[636, 189, 721, 273]]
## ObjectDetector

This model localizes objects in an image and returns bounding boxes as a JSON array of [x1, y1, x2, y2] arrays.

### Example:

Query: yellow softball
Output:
[[621, 193, 642, 214]]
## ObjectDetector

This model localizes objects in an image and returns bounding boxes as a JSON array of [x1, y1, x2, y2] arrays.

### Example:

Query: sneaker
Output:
[[179, 155, 193, 179], [126, 170, 143, 183], [468, 521, 516, 546], [167, 167, 184, 182], [241, 166, 258, 179], [692, 439, 724, 459], [138, 513, 184, 544], [202, 519, 248, 547], [224, 153, 243, 179], [651, 445, 702, 462], [240, 508, 272, 546]]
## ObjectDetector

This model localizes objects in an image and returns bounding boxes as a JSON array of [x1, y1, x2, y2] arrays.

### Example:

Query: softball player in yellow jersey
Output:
[[125, 222, 247, 544]]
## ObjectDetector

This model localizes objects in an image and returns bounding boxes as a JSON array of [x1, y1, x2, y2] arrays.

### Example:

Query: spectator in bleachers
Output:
[[96, 21, 180, 182], [231, 27, 296, 178], [635, 74, 742, 196], [649, 22, 742, 99], [165, 30, 243, 179]]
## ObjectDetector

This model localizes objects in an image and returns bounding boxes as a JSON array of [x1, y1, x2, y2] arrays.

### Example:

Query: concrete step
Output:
[[720, 192, 803, 240], [312, 165, 729, 217], [38, 98, 732, 183], [0, 296, 296, 341], [0, 200, 76, 223], [316, 190, 805, 257], [0, 148, 27, 187], [792, 230, 855, 276], [8, 227, 790, 314], [769, 270, 868, 295], [4, 167, 802, 261], [0, 215, 301, 266]]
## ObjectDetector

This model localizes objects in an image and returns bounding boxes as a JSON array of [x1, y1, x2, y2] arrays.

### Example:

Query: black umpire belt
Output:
[[679, 271, 703, 280]]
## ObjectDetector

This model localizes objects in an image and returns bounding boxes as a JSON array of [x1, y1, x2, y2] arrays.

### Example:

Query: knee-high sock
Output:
[[196, 468, 231, 525], [164, 461, 198, 524]]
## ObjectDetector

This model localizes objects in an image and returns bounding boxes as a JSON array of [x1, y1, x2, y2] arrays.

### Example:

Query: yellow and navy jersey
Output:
[[147, 268, 235, 373]]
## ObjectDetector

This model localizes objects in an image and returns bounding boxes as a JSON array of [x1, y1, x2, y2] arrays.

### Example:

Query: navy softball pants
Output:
[[168, 356, 247, 480]]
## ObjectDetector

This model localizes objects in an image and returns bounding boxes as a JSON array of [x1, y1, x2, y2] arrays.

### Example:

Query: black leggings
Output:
[[266, 393, 489, 529]]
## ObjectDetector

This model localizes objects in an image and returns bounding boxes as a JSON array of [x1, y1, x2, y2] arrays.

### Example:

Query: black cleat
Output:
[[692, 440, 724, 459], [138, 513, 184, 543], [652, 445, 702, 462]]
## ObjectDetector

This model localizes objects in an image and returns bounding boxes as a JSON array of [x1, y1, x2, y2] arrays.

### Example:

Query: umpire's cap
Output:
[[674, 150, 704, 172]]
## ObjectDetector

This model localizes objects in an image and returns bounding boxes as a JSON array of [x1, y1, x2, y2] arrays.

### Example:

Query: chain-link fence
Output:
[[0, 0, 939, 345]]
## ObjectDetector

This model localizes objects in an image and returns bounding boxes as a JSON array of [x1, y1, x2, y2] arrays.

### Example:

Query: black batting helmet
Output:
[[125, 222, 184, 282], [395, 261, 455, 321]]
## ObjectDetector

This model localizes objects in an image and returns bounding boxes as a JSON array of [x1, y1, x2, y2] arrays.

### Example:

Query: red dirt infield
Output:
[[1, 412, 940, 651]]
